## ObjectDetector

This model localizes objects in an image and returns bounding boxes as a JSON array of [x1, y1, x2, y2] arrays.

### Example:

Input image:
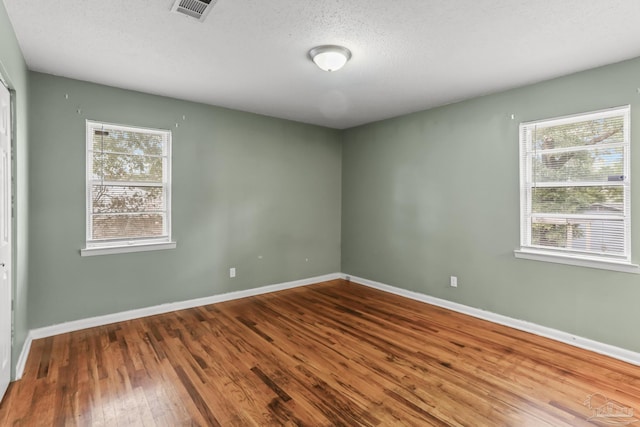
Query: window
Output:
[[516, 106, 637, 272], [81, 121, 175, 256]]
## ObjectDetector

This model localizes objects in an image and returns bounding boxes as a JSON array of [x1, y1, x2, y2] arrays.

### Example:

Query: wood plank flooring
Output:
[[1, 279, 639, 426]]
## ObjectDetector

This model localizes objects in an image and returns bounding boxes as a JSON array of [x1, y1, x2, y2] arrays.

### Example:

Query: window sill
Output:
[[514, 248, 640, 274], [81, 241, 177, 257]]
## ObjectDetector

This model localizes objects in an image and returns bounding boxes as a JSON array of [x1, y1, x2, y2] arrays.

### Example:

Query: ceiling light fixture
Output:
[[309, 45, 352, 72]]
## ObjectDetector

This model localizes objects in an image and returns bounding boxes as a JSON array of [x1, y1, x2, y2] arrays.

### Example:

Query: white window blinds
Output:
[[86, 121, 172, 249], [519, 106, 630, 262]]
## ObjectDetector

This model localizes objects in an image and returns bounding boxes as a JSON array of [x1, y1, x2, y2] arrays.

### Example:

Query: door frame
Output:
[[0, 70, 14, 390]]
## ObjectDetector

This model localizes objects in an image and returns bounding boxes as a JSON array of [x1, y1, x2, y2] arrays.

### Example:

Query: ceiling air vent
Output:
[[171, 0, 217, 22]]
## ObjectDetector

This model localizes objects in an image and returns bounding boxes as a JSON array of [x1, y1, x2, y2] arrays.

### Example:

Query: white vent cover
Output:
[[171, 0, 217, 22]]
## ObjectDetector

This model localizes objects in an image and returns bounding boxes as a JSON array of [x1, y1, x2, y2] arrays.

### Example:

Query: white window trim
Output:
[[82, 120, 175, 256], [514, 248, 640, 274], [81, 241, 176, 257], [516, 105, 634, 271]]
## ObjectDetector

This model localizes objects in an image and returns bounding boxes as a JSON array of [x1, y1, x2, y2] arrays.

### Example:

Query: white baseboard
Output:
[[347, 274, 640, 367], [15, 332, 32, 381], [14, 272, 342, 379], [15, 271, 639, 380]]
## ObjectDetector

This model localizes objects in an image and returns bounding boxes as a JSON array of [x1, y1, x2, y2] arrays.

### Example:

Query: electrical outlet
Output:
[[230, 267, 236, 278], [450, 276, 458, 287]]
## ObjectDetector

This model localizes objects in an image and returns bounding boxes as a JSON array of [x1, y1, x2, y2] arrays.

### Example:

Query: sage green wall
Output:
[[342, 57, 640, 352], [28, 72, 341, 329], [0, 2, 29, 378]]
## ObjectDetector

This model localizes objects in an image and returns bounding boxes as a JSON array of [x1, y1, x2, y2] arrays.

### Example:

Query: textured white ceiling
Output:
[[4, 0, 640, 129]]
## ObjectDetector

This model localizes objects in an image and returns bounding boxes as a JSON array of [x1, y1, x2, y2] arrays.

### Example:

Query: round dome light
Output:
[[309, 45, 352, 72]]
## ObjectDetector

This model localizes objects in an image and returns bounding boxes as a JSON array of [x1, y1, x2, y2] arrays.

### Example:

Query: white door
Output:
[[0, 82, 12, 401]]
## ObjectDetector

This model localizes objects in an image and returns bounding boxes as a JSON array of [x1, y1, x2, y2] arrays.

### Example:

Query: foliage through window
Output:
[[519, 106, 630, 263], [85, 121, 172, 251]]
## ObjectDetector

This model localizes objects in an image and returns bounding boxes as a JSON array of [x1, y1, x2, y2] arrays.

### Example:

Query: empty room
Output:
[[1, 0, 640, 425]]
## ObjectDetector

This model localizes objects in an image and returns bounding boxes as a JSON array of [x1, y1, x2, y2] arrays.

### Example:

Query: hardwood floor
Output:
[[1, 279, 639, 426]]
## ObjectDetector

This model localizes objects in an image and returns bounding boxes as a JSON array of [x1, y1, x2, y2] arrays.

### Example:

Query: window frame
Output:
[[81, 120, 176, 256], [515, 105, 639, 273]]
